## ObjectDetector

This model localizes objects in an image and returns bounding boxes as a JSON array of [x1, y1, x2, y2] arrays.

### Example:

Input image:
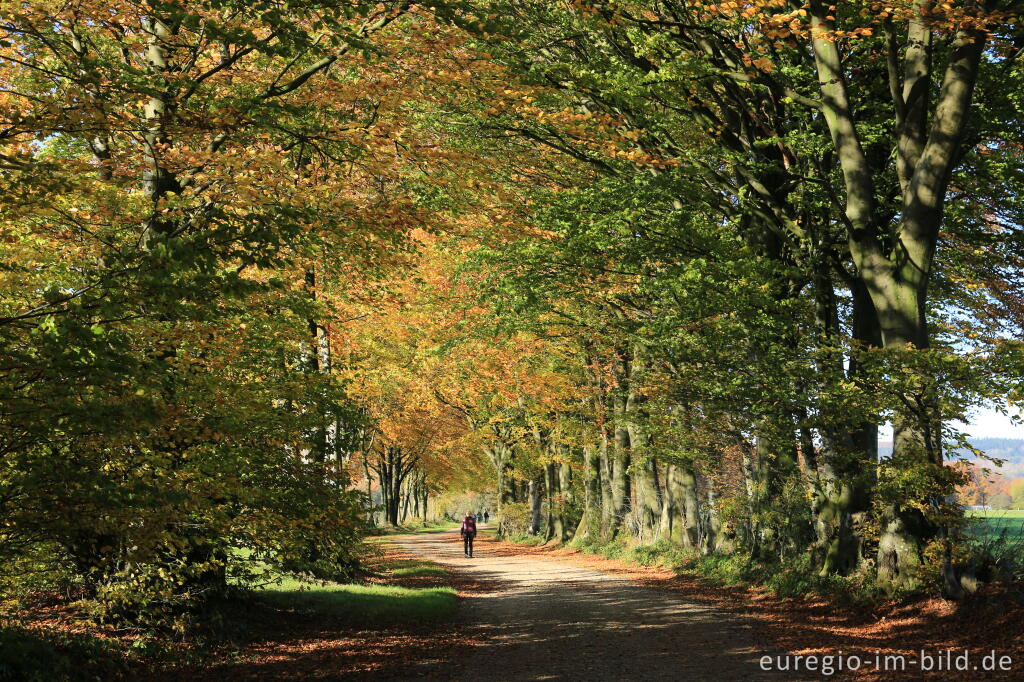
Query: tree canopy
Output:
[[2, 0, 1024, 629]]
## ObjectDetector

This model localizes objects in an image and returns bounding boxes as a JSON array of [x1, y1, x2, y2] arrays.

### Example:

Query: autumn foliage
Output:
[[2, 0, 1024, 645]]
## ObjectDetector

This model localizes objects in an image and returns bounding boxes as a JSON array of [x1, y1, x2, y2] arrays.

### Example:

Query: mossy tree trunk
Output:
[[810, 0, 985, 591]]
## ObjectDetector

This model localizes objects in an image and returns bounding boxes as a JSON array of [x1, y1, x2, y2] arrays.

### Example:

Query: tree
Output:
[[441, 0, 1024, 593], [0, 0, 442, 623], [990, 493, 1013, 511], [1011, 478, 1024, 509]]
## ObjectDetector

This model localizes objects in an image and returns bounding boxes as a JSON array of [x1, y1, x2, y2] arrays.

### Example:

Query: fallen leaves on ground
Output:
[[162, 542, 492, 680], [13, 534, 1023, 680], [7, 542, 491, 681], [471, 534, 1024, 680]]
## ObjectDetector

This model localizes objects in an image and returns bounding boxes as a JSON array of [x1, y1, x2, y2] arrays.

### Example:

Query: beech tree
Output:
[[4, 0, 1024, 630], [439, 0, 1024, 593], [0, 0, 450, 623]]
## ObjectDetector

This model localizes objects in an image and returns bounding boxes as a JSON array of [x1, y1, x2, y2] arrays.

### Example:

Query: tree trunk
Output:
[[303, 267, 334, 467], [659, 465, 684, 545], [632, 450, 661, 541], [610, 407, 631, 536], [544, 461, 558, 541], [558, 460, 574, 540], [678, 467, 701, 549], [496, 445, 517, 506], [598, 426, 615, 539], [578, 444, 602, 542], [528, 477, 543, 535], [810, 1, 985, 591], [363, 455, 374, 523], [380, 473, 390, 527], [544, 458, 572, 543], [401, 478, 411, 523], [750, 430, 799, 558], [808, 267, 872, 576], [704, 481, 733, 554], [140, 15, 177, 245]]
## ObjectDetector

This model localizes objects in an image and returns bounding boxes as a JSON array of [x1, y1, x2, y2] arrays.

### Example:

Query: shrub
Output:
[[496, 503, 531, 538], [0, 625, 129, 682]]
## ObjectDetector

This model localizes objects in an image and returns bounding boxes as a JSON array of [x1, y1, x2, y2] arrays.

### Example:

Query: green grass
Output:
[[969, 509, 1024, 518], [231, 535, 459, 627], [384, 558, 449, 578], [966, 510, 1024, 540], [251, 549, 457, 626], [371, 520, 459, 536], [255, 578, 457, 626]]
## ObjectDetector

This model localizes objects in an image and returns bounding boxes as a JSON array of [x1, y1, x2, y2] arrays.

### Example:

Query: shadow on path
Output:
[[393, 530, 792, 681]]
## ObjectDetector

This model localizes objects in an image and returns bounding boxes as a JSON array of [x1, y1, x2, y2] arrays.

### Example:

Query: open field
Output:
[[966, 510, 1024, 540]]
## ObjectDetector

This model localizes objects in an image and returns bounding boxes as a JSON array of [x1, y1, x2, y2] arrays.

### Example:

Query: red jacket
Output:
[[461, 517, 477, 537]]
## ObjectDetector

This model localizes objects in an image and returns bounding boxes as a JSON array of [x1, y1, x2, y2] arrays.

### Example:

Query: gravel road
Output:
[[392, 529, 792, 682]]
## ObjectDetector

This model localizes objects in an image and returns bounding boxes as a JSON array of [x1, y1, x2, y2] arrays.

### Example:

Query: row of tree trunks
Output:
[[360, 458, 431, 526], [366, 445, 418, 526], [496, 339, 879, 572], [572, 347, 714, 550], [466, 1, 993, 597]]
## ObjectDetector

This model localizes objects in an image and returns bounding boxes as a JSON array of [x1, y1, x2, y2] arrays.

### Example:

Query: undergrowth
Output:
[[504, 532, 546, 546], [2, 544, 459, 680], [966, 528, 1024, 584], [0, 623, 132, 682], [555, 535, 878, 604], [544, 530, 1024, 605]]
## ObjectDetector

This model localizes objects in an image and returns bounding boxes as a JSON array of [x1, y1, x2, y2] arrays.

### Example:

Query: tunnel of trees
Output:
[[2, 0, 1024, 630]]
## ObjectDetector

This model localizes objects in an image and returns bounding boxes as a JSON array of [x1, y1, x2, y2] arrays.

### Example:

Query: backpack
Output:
[[463, 517, 476, 536]]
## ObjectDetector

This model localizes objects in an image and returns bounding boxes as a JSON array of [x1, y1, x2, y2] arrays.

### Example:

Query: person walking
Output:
[[460, 512, 477, 558]]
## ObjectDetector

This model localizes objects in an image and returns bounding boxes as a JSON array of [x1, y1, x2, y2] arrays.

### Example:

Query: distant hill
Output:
[[879, 438, 1024, 477]]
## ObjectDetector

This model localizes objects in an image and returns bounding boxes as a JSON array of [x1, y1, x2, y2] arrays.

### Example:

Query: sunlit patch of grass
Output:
[[371, 521, 460, 536], [383, 559, 449, 578], [966, 510, 1024, 540], [254, 578, 457, 626], [251, 549, 457, 626], [968, 510, 1024, 518]]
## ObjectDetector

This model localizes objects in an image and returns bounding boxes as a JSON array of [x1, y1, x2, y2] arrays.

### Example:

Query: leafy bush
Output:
[[561, 532, 878, 604], [0, 625, 129, 682], [496, 503, 531, 538], [631, 540, 687, 568]]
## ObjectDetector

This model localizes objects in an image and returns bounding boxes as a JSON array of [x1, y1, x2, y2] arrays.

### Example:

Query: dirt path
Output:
[[393, 528, 789, 681]]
